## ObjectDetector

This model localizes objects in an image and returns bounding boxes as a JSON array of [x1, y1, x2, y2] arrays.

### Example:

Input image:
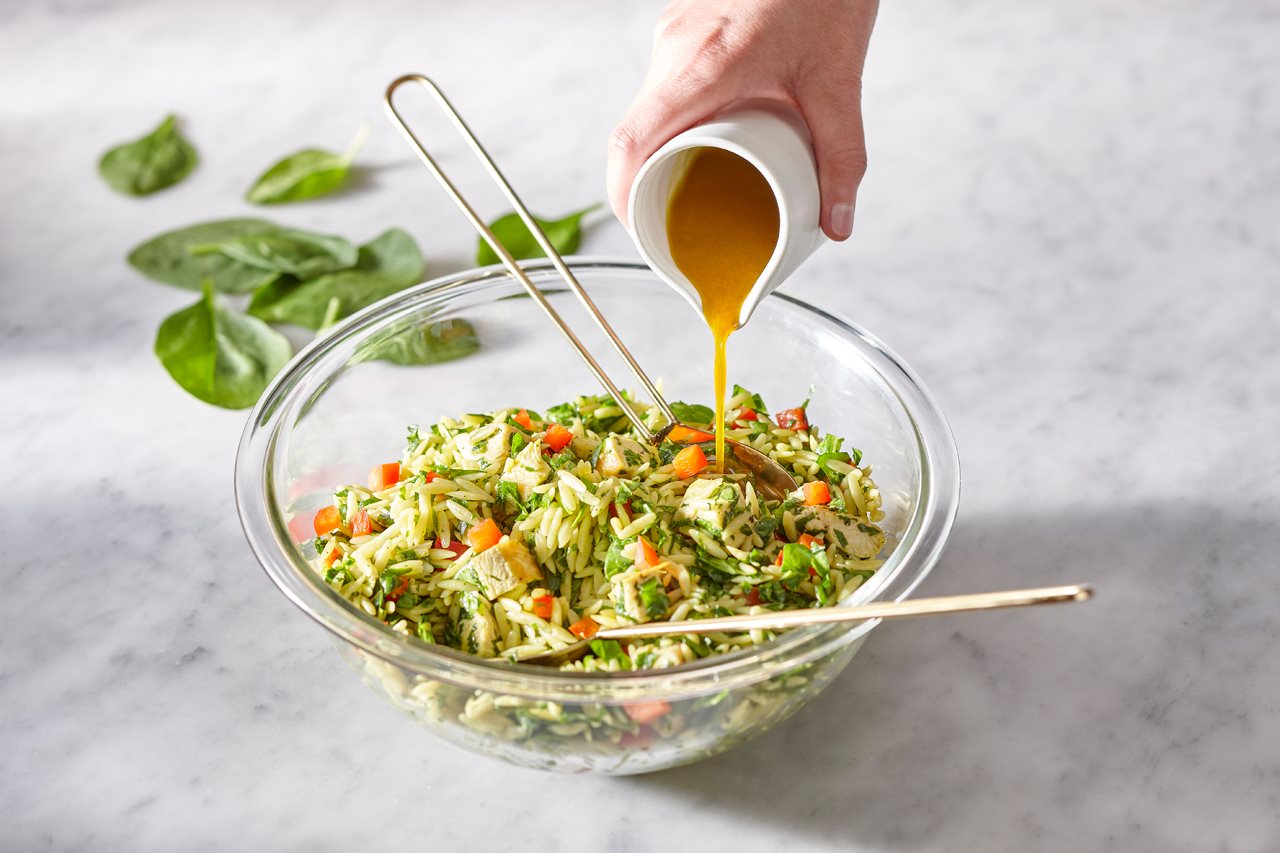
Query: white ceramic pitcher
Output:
[[627, 100, 826, 329]]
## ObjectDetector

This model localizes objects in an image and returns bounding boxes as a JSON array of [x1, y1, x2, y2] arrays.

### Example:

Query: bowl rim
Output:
[[234, 257, 961, 701]]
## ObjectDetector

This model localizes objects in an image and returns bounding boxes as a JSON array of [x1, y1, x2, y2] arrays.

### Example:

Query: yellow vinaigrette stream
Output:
[[665, 147, 780, 470]]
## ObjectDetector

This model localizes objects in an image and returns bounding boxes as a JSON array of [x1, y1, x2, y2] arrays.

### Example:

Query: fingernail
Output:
[[831, 203, 855, 240]]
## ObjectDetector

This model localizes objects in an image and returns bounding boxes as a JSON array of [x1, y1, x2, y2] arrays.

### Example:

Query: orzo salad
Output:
[[306, 387, 886, 671]]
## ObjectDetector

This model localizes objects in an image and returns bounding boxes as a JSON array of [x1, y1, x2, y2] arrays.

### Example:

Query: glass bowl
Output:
[[234, 258, 960, 774]]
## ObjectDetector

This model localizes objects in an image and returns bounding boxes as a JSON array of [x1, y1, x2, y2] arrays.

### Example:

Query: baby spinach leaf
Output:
[[475, 203, 601, 265], [638, 577, 670, 620], [604, 537, 636, 578], [154, 283, 292, 409], [99, 115, 197, 196], [350, 227, 424, 282], [359, 318, 479, 366], [247, 228, 424, 329], [189, 228, 357, 279], [128, 218, 283, 294], [587, 639, 631, 669], [246, 125, 368, 204], [670, 401, 715, 426]]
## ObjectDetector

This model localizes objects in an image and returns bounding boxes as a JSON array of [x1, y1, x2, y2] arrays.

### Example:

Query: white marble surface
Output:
[[3, 0, 1279, 849]]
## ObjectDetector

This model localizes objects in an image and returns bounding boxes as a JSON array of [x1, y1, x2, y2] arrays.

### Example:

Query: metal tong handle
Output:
[[384, 74, 675, 441]]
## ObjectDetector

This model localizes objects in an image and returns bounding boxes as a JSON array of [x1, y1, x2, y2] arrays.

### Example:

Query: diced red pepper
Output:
[[350, 509, 374, 537], [669, 425, 715, 443], [775, 407, 809, 431], [738, 409, 759, 422], [313, 505, 342, 536], [624, 700, 672, 724], [802, 481, 831, 506], [324, 547, 343, 567], [435, 538, 468, 561], [774, 552, 784, 566], [467, 518, 503, 552], [745, 586, 761, 606], [671, 444, 709, 479], [543, 424, 574, 452], [423, 470, 439, 483], [798, 533, 824, 548], [514, 409, 534, 430], [531, 595, 555, 619], [569, 617, 599, 639], [368, 462, 401, 490], [636, 537, 659, 569]]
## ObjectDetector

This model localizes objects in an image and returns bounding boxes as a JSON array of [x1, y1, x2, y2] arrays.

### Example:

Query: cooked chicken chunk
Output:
[[795, 505, 885, 559], [675, 477, 739, 536], [500, 439, 550, 500], [453, 422, 514, 468], [595, 435, 656, 477], [454, 591, 498, 658], [610, 562, 675, 624], [470, 536, 543, 600]]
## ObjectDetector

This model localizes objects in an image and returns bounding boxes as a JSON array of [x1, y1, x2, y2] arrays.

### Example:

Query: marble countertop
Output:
[[3, 0, 1278, 850]]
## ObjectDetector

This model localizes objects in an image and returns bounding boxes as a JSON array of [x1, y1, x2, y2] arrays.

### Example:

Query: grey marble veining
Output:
[[2, 0, 1278, 850]]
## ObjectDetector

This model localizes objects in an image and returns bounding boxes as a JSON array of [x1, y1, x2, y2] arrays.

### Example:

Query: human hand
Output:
[[607, 0, 879, 241]]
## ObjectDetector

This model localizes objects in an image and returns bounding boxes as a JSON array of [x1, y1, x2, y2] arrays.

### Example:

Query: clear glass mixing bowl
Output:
[[235, 258, 960, 774]]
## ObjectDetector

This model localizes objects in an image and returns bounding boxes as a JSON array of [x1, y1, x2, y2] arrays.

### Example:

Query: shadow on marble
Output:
[[624, 504, 1280, 851]]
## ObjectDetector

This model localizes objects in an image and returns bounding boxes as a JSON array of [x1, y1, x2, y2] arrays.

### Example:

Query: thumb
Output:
[[799, 79, 868, 241]]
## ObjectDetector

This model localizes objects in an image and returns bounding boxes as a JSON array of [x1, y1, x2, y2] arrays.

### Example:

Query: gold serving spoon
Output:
[[384, 74, 798, 500], [521, 584, 1093, 666]]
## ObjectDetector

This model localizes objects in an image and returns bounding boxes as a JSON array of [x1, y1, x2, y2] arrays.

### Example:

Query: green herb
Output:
[[754, 516, 779, 540], [670, 401, 715, 426], [545, 401, 578, 425], [814, 433, 852, 482], [638, 577, 670, 620], [416, 621, 436, 644], [358, 318, 479, 366], [587, 639, 631, 670], [128, 218, 283, 294], [247, 228, 424, 329], [509, 431, 527, 456], [495, 480, 523, 510], [476, 204, 600, 265], [153, 283, 292, 409], [99, 115, 197, 197], [778, 543, 814, 588], [604, 537, 635, 578], [189, 228, 357, 279], [732, 384, 766, 414], [692, 549, 738, 586], [246, 126, 368, 204], [657, 441, 681, 466]]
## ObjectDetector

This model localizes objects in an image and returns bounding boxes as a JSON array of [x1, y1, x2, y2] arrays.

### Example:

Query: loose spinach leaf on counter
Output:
[[247, 228, 425, 329], [128, 218, 284, 293], [154, 283, 292, 409], [358, 318, 479, 366], [475, 203, 601, 265], [189, 228, 357, 279], [246, 126, 368, 204], [670, 401, 715, 425], [99, 115, 198, 197]]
